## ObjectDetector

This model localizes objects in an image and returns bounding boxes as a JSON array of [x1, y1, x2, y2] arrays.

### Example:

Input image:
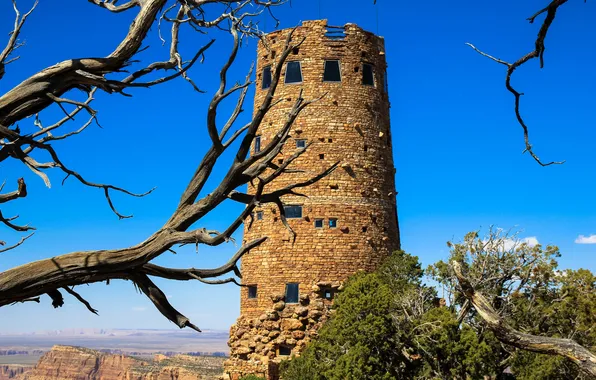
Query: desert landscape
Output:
[[0, 329, 229, 379]]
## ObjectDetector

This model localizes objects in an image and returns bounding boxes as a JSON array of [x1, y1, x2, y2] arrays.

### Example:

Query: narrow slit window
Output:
[[362, 63, 375, 86], [285, 283, 299, 303], [329, 218, 338, 228], [262, 66, 272, 89], [314, 219, 324, 228], [254, 136, 261, 153], [285, 61, 303, 84], [256, 211, 263, 221], [248, 285, 257, 299], [284, 205, 303, 219], [296, 139, 307, 148], [323, 60, 341, 82]]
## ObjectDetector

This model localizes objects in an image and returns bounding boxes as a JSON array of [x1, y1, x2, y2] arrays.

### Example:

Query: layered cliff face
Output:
[[19, 346, 224, 380], [0, 365, 30, 380]]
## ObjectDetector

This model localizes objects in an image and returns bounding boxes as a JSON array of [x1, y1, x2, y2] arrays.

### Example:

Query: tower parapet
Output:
[[225, 19, 399, 380]]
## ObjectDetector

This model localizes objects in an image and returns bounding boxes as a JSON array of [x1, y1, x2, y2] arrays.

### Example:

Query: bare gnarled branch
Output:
[[467, 0, 575, 166]]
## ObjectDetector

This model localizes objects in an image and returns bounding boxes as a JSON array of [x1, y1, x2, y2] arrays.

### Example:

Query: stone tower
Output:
[[225, 20, 399, 380]]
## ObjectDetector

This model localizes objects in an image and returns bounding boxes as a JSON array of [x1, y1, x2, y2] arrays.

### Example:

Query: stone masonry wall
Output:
[[225, 20, 399, 380]]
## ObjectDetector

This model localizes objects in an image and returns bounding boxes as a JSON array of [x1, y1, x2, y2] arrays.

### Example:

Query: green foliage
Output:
[[280, 251, 497, 379], [281, 271, 399, 380]]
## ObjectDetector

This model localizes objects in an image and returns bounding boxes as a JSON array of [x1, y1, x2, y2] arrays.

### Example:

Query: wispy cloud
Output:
[[131, 307, 147, 312], [575, 234, 596, 244]]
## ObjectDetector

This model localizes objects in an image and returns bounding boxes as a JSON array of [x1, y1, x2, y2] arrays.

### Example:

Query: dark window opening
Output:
[[285, 283, 299, 303], [256, 211, 263, 221], [248, 286, 257, 299], [319, 154, 325, 160], [285, 61, 303, 84], [329, 218, 338, 228], [278, 345, 293, 356], [271, 50, 276, 59], [284, 205, 303, 219], [362, 226, 368, 233], [323, 60, 341, 82], [254, 136, 261, 153], [330, 184, 339, 190], [314, 219, 323, 228], [278, 158, 284, 165], [321, 287, 335, 300], [354, 66, 359, 73], [262, 66, 272, 89], [292, 47, 300, 55], [327, 138, 333, 143], [362, 63, 375, 86], [364, 145, 368, 152], [296, 139, 307, 148]]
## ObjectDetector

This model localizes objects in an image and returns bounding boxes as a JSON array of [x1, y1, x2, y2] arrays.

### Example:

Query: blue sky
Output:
[[0, 0, 595, 333]]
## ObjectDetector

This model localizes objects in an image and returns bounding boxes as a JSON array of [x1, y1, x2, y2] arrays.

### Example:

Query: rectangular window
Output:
[[314, 219, 323, 228], [261, 66, 272, 89], [329, 218, 338, 228], [254, 136, 261, 153], [295, 139, 306, 148], [323, 60, 341, 82], [248, 285, 257, 299], [285, 283, 299, 303], [284, 205, 302, 219], [256, 211, 263, 221], [285, 61, 303, 84], [278, 345, 292, 356], [362, 63, 375, 86]]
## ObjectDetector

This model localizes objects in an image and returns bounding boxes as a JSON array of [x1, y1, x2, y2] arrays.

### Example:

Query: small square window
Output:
[[248, 286, 257, 299], [254, 136, 261, 153], [362, 63, 375, 86], [314, 219, 324, 228], [329, 218, 338, 228], [262, 66, 272, 89], [256, 211, 263, 221], [323, 60, 341, 82], [278, 345, 292, 356], [284, 205, 302, 219], [285, 61, 303, 84], [324, 288, 334, 300], [319, 154, 325, 160], [285, 283, 299, 304], [295, 139, 307, 148]]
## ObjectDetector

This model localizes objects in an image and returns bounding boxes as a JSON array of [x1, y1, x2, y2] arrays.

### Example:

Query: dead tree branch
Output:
[[466, 0, 578, 166], [0, 7, 333, 332], [0, 0, 38, 81]]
